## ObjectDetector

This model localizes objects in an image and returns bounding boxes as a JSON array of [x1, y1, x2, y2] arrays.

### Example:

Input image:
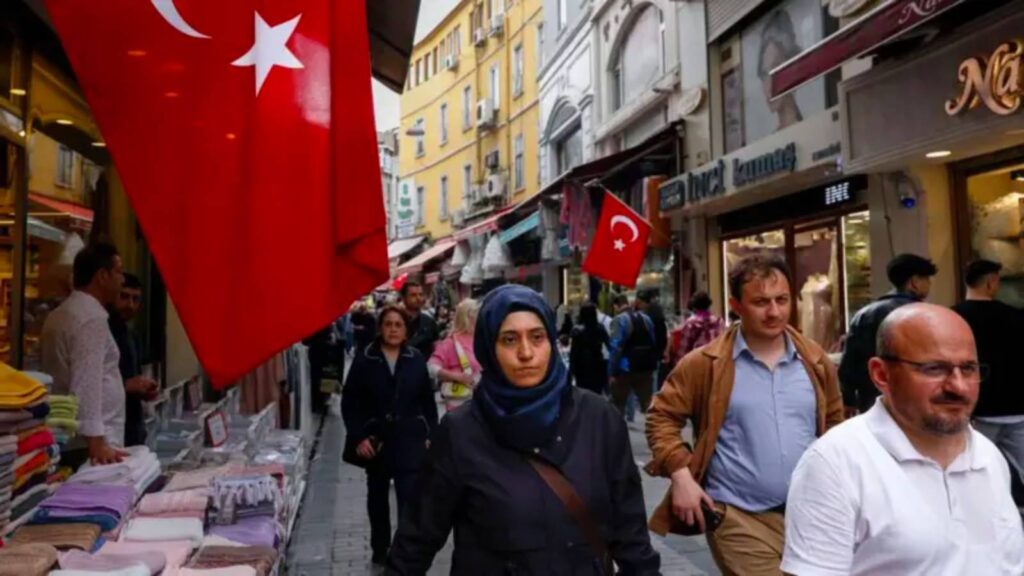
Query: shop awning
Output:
[[396, 239, 456, 274], [29, 192, 94, 221], [499, 211, 539, 244], [0, 217, 68, 243], [452, 206, 517, 242], [387, 235, 426, 260], [769, 0, 967, 99]]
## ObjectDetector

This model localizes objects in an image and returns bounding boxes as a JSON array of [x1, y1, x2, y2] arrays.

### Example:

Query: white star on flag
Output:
[[232, 12, 304, 95], [613, 239, 626, 252]]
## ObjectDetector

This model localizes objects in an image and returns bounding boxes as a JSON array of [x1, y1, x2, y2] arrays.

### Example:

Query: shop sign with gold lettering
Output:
[[946, 40, 1024, 117]]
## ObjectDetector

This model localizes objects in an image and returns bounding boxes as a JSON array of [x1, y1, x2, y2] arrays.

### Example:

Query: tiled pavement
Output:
[[285, 409, 720, 576]]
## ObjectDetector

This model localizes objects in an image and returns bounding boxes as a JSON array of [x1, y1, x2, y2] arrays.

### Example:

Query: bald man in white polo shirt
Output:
[[782, 303, 1024, 576]]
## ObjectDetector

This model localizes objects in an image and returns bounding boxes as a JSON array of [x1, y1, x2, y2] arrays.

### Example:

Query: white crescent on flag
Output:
[[610, 215, 640, 243], [151, 0, 211, 39]]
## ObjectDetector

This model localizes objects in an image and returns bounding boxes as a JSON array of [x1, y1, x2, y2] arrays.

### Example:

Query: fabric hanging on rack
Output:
[[236, 355, 285, 415]]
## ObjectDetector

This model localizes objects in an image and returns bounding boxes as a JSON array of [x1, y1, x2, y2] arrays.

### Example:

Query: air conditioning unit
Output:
[[476, 98, 496, 129], [473, 27, 487, 46], [485, 174, 507, 199], [469, 185, 485, 206], [444, 53, 459, 71], [484, 150, 500, 171], [451, 208, 466, 227], [489, 14, 505, 36]]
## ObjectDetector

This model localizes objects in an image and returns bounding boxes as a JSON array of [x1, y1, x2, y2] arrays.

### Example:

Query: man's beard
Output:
[[923, 413, 970, 436]]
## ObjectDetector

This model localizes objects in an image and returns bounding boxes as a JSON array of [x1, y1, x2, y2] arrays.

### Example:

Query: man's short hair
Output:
[[689, 291, 713, 312], [964, 259, 1002, 288], [122, 273, 142, 290], [612, 294, 630, 308], [636, 290, 657, 304], [400, 278, 423, 297], [73, 242, 119, 289], [886, 253, 937, 289], [728, 254, 792, 301]]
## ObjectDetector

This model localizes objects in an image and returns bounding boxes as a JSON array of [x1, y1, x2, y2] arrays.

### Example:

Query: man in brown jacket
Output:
[[645, 255, 844, 575]]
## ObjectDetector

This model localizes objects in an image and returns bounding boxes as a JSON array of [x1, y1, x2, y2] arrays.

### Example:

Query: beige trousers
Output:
[[706, 503, 786, 576]]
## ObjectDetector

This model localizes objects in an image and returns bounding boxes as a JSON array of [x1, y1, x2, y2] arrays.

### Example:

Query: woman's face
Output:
[[381, 312, 407, 347], [495, 311, 551, 389]]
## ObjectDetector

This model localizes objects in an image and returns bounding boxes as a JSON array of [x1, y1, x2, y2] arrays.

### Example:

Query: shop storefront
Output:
[[841, 0, 1024, 306]]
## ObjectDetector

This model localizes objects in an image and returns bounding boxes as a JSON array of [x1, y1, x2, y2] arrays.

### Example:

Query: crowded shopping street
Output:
[[0, 0, 1023, 575]]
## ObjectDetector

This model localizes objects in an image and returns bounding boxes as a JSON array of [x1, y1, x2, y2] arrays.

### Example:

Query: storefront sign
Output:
[[826, 0, 877, 18], [824, 179, 854, 206], [812, 142, 842, 162], [658, 161, 727, 211], [732, 144, 797, 188], [946, 40, 1024, 117]]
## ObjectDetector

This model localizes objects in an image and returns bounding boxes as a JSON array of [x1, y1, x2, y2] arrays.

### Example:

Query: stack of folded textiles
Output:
[[186, 545, 277, 576], [47, 395, 79, 446], [8, 523, 102, 551], [136, 487, 209, 520], [0, 543, 59, 576], [0, 367, 50, 537], [69, 445, 161, 497], [205, 473, 281, 549], [97, 540, 195, 575], [27, 483, 135, 535], [54, 549, 166, 576]]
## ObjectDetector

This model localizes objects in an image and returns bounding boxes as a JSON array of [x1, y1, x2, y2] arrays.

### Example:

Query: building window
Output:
[[424, 53, 432, 81], [416, 186, 425, 225], [406, 65, 412, 91], [462, 86, 473, 130], [536, 23, 544, 73], [440, 103, 449, 145], [440, 176, 449, 219], [56, 145, 75, 188], [610, 5, 665, 112], [556, 127, 583, 175], [514, 134, 525, 190], [489, 64, 500, 110], [453, 26, 462, 55], [432, 47, 439, 76], [415, 59, 422, 85], [557, 0, 567, 31], [513, 44, 524, 98], [463, 164, 472, 206], [415, 118, 425, 157]]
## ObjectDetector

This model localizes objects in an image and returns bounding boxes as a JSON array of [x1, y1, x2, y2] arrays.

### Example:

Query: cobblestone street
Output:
[[286, 406, 720, 576]]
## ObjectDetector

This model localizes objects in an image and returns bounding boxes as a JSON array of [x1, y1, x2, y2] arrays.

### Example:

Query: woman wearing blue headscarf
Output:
[[387, 285, 660, 575]]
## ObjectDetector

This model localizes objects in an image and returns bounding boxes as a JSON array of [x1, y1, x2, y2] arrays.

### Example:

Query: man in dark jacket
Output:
[[351, 301, 377, 353], [402, 280, 440, 359], [609, 294, 658, 417], [839, 253, 937, 414], [953, 259, 1024, 478], [108, 273, 158, 446], [637, 290, 669, 389]]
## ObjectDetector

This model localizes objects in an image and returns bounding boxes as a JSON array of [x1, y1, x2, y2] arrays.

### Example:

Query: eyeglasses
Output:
[[880, 356, 989, 382]]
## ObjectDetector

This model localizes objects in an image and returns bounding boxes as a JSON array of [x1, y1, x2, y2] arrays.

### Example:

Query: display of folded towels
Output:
[[0, 543, 58, 576], [9, 522, 102, 551], [187, 545, 277, 576], [47, 395, 80, 446], [50, 566, 150, 576], [179, 566, 257, 576], [98, 540, 194, 575], [136, 487, 209, 520], [123, 516, 205, 546], [206, 515, 279, 550], [70, 446, 161, 496], [163, 465, 234, 493], [57, 549, 166, 576], [28, 483, 135, 533], [0, 364, 47, 410]]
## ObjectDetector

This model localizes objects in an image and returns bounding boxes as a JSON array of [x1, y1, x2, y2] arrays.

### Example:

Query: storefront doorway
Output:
[[718, 177, 871, 350]]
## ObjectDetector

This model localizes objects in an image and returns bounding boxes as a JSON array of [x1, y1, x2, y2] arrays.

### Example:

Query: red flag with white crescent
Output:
[[43, 0, 388, 386], [583, 191, 652, 288]]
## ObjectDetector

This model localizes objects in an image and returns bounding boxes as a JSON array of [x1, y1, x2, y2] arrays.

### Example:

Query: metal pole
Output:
[[10, 43, 32, 368]]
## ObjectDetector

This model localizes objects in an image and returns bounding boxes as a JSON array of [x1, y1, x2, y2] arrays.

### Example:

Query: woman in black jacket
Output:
[[342, 305, 439, 567], [569, 302, 610, 396], [388, 285, 660, 575]]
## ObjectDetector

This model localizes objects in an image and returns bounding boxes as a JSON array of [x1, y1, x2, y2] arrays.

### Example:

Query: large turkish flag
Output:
[[583, 191, 651, 288], [44, 0, 388, 386]]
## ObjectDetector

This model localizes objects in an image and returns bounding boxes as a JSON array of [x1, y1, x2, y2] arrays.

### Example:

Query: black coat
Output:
[[351, 311, 378, 350], [342, 342, 439, 473], [839, 292, 918, 411], [387, 388, 661, 575], [570, 325, 609, 395]]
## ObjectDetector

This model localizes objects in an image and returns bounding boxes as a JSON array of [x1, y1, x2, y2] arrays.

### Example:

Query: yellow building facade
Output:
[[397, 0, 543, 240]]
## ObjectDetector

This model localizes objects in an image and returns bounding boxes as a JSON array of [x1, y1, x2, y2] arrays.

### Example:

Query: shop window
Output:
[[56, 145, 75, 188], [843, 211, 872, 322], [734, 0, 837, 145], [966, 163, 1024, 307]]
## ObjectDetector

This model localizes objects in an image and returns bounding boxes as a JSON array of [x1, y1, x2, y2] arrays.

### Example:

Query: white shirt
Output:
[[40, 290, 125, 446], [782, 399, 1024, 576]]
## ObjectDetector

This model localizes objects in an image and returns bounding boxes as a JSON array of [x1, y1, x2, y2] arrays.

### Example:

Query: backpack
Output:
[[624, 312, 659, 373]]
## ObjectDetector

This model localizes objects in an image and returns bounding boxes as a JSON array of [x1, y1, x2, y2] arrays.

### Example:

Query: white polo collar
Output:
[[865, 398, 986, 473]]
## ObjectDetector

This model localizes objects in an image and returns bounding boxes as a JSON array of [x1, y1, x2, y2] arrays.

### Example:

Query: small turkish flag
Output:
[[44, 0, 388, 386], [583, 191, 652, 288]]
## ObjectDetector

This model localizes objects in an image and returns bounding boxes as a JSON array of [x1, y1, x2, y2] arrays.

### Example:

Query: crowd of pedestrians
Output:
[[326, 251, 1024, 575]]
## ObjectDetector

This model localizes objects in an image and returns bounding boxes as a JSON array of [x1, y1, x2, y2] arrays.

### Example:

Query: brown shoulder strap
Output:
[[527, 457, 613, 573]]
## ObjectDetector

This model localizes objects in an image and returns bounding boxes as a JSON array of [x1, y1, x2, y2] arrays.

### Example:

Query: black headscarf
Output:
[[473, 285, 569, 451]]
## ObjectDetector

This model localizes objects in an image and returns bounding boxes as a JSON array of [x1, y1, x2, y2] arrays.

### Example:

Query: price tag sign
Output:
[[205, 410, 228, 447], [187, 378, 203, 411]]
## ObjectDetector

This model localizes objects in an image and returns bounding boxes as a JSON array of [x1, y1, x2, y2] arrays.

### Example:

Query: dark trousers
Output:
[[367, 467, 417, 558]]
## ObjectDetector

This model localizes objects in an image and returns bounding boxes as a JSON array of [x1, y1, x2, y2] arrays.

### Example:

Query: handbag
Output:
[[527, 457, 616, 575], [440, 338, 474, 400]]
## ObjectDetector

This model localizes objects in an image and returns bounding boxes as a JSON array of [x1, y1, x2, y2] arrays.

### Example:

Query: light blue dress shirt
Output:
[[704, 331, 817, 512]]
